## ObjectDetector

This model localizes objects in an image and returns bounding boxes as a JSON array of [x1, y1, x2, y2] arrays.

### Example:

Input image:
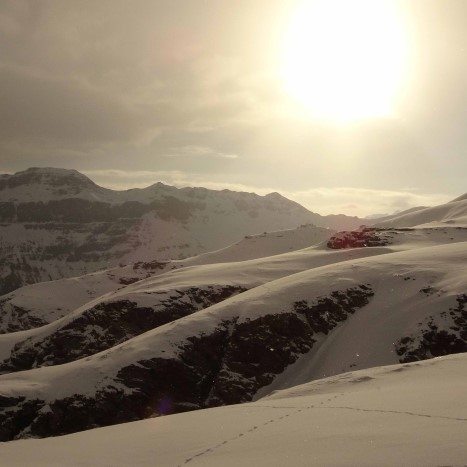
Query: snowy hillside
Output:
[[1, 184, 467, 459], [0, 223, 334, 334], [0, 222, 466, 441], [1, 353, 466, 466], [375, 194, 467, 227], [0, 167, 363, 295]]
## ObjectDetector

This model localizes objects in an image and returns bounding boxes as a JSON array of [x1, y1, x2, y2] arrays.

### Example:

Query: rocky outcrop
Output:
[[0, 286, 248, 373], [293, 286, 374, 333], [395, 294, 467, 362], [0, 259, 175, 335], [0, 300, 48, 333], [327, 227, 398, 249], [0, 285, 374, 440]]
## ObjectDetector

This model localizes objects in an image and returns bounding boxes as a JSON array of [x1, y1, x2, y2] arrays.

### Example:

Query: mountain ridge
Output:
[[0, 167, 365, 295], [375, 196, 467, 227]]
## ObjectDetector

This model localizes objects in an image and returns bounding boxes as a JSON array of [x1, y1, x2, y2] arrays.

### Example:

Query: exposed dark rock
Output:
[[207, 313, 316, 406], [149, 196, 203, 221], [293, 286, 374, 334], [6, 197, 201, 224], [0, 398, 43, 441], [420, 286, 437, 296], [0, 272, 25, 298], [0, 285, 374, 440], [0, 302, 47, 334], [116, 261, 171, 285], [118, 277, 140, 285], [395, 294, 467, 362], [0, 286, 248, 373], [0, 203, 15, 222], [327, 227, 393, 249], [132, 260, 169, 271], [0, 217, 140, 296]]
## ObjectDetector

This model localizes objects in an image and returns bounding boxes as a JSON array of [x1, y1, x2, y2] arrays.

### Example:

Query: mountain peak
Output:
[[14, 167, 95, 186], [265, 191, 285, 199], [0, 167, 101, 201]]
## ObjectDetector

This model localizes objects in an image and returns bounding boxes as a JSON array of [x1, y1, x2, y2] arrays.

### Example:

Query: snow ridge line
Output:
[[246, 402, 467, 423], [317, 405, 467, 423]]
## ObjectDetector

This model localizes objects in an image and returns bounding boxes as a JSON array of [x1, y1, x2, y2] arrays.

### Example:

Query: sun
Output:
[[281, 0, 409, 122]]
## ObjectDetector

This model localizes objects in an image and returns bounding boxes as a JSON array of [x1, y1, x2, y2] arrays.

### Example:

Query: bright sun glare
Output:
[[282, 0, 408, 122]]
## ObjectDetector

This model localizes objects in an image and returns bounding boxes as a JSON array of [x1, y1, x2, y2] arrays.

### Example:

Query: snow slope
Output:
[[376, 195, 467, 227], [0, 261, 168, 333], [0, 223, 334, 333], [0, 241, 386, 369], [2, 222, 464, 336], [0, 232, 466, 439], [0, 353, 466, 467], [2, 225, 465, 371]]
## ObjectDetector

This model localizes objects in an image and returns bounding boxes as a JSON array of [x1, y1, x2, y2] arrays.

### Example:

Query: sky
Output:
[[0, 0, 466, 217]]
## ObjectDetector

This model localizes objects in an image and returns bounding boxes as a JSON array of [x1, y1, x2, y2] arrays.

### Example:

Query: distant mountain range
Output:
[[0, 167, 364, 295]]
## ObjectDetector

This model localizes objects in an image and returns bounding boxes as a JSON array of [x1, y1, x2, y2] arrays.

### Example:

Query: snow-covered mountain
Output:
[[0, 223, 334, 334], [0, 167, 363, 295], [0, 220, 466, 441]]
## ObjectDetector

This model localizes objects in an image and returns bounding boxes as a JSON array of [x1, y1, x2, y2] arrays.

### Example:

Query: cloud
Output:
[[284, 187, 453, 217], [0, 2, 276, 163], [163, 146, 238, 159], [0, 64, 143, 143], [0, 0, 38, 37]]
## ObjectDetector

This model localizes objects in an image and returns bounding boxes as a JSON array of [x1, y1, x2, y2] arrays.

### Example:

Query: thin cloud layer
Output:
[[83, 169, 451, 218], [285, 187, 452, 217]]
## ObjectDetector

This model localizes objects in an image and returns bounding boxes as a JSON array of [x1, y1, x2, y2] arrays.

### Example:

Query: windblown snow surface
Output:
[[0, 195, 467, 465]]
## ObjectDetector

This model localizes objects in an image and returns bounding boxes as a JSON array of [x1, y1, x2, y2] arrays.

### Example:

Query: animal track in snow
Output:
[[179, 393, 346, 466]]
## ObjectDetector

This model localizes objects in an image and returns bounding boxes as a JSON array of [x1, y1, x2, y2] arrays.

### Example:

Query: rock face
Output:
[[0, 259, 175, 334], [0, 285, 374, 440], [0, 167, 365, 295], [0, 285, 248, 373], [0, 301, 48, 333], [327, 227, 398, 249], [395, 294, 467, 362]]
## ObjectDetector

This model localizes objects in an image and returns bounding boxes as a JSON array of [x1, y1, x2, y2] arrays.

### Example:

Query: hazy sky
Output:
[[1, 0, 466, 216]]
